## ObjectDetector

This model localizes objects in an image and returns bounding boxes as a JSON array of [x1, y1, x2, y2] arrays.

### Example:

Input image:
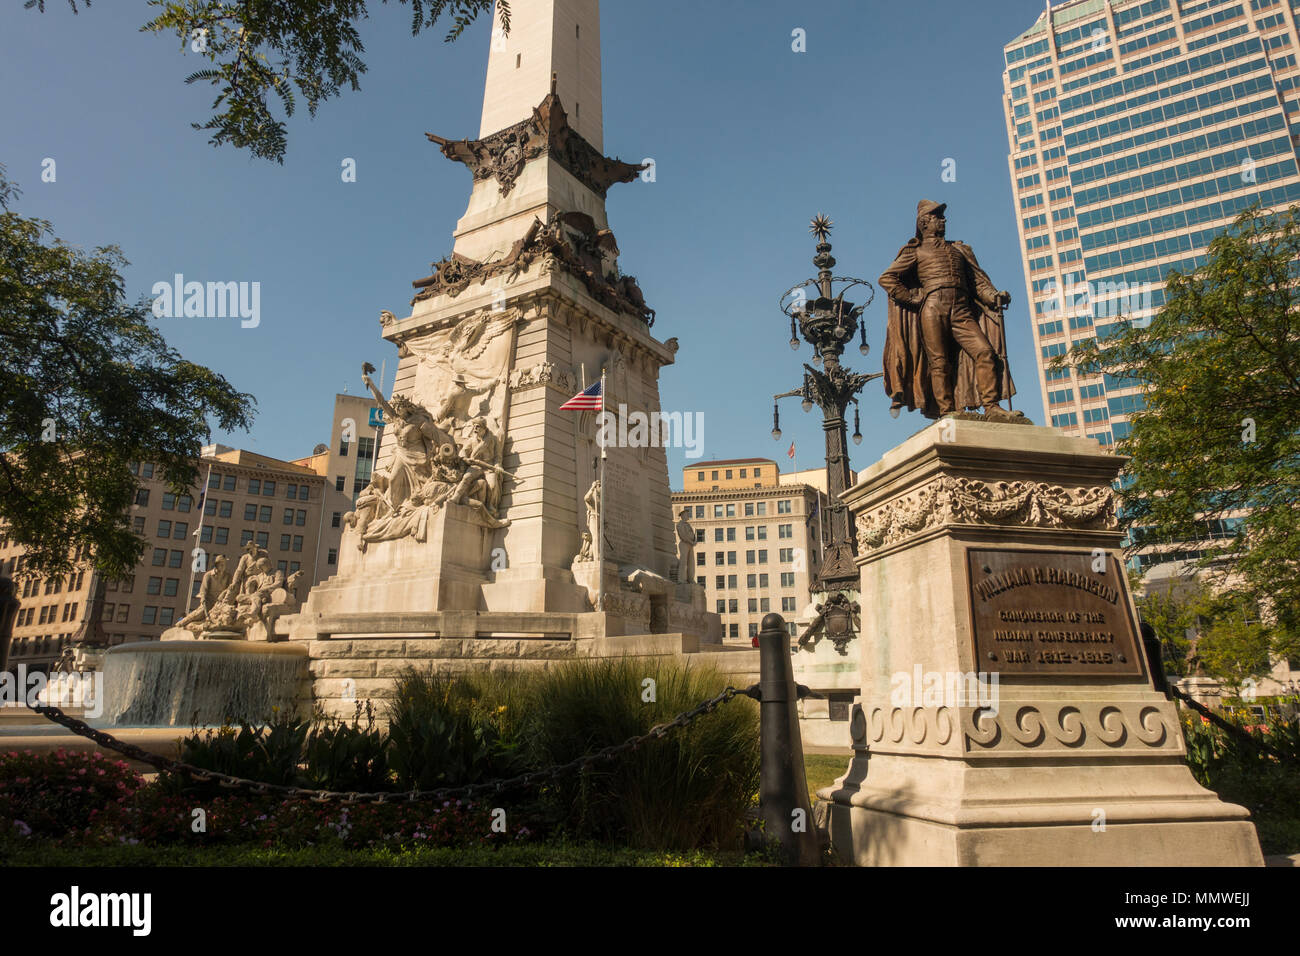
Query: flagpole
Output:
[[597, 368, 607, 613]]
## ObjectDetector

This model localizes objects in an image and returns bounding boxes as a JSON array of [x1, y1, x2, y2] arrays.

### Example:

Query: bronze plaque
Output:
[[966, 548, 1144, 678]]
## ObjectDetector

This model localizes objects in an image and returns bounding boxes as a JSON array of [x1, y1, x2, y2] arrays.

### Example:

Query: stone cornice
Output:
[[427, 91, 645, 200]]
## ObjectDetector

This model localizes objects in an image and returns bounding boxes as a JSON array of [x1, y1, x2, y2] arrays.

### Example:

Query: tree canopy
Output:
[[0, 166, 256, 580], [1059, 203, 1300, 662], [26, 0, 511, 163]]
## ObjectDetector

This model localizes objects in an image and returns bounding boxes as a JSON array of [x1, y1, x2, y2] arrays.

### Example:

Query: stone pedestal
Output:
[[821, 419, 1263, 866]]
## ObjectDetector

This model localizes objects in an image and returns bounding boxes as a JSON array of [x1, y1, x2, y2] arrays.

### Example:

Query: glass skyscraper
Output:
[[1002, 0, 1300, 465]]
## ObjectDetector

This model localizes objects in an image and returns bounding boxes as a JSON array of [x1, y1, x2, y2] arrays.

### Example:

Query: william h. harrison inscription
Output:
[[966, 548, 1144, 677]]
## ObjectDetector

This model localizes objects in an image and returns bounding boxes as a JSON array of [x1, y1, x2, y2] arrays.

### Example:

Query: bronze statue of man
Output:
[[879, 200, 1021, 421]]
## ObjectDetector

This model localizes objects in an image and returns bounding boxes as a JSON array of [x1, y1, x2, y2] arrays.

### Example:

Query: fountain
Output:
[[101, 542, 311, 726]]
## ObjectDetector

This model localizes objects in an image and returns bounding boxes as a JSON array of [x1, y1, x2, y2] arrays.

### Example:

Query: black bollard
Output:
[[747, 612, 821, 866]]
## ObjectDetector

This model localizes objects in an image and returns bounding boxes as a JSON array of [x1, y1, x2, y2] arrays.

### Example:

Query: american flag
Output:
[[787, 442, 796, 460], [561, 381, 603, 411]]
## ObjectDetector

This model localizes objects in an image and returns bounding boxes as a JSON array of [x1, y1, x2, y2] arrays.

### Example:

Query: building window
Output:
[[157, 520, 171, 538], [696, 472, 704, 481], [694, 506, 704, 518], [241, 530, 254, 546], [331, 512, 341, 528], [248, 478, 261, 495], [151, 549, 166, 567], [159, 607, 175, 626], [280, 534, 292, 551], [299, 484, 310, 500], [339, 438, 350, 457], [715, 552, 724, 565], [223, 474, 237, 491], [168, 550, 183, 568], [758, 550, 768, 564], [244, 504, 257, 521], [757, 527, 767, 540], [163, 579, 179, 597], [292, 536, 303, 553], [749, 623, 759, 638], [177, 495, 192, 513], [694, 529, 705, 542], [207, 473, 222, 490], [714, 528, 724, 543], [256, 532, 269, 549], [782, 597, 797, 612], [258, 506, 271, 523], [725, 504, 736, 517], [141, 607, 157, 625], [715, 575, 726, 590], [747, 574, 756, 588], [132, 515, 145, 533], [695, 553, 705, 566], [728, 599, 738, 613], [759, 597, 770, 612], [173, 522, 187, 540], [147, 576, 162, 595], [754, 468, 761, 477], [745, 550, 755, 564], [219, 501, 233, 518], [204, 498, 217, 516], [729, 623, 739, 639], [711, 471, 718, 480], [748, 598, 758, 613], [336, 476, 346, 492], [779, 524, 793, 538], [283, 508, 295, 525], [756, 502, 767, 516], [725, 470, 733, 479], [287, 485, 298, 500], [716, 600, 726, 614], [262, 481, 276, 497], [135, 489, 150, 507], [727, 551, 736, 566], [781, 572, 795, 587], [200, 526, 213, 543], [161, 492, 175, 511], [327, 548, 338, 566], [739, 469, 747, 478], [214, 527, 229, 545], [713, 505, 723, 518]]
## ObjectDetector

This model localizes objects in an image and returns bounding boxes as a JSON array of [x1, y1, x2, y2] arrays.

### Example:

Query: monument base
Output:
[[821, 418, 1264, 867]]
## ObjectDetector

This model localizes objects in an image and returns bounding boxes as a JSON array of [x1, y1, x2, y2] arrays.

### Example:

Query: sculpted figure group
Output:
[[176, 545, 307, 639], [343, 366, 517, 551]]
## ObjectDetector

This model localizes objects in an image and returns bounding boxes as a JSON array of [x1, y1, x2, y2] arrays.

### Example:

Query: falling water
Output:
[[102, 641, 309, 726]]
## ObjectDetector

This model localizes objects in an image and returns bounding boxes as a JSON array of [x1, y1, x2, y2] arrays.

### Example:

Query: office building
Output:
[[672, 458, 834, 644], [1002, 0, 1300, 567]]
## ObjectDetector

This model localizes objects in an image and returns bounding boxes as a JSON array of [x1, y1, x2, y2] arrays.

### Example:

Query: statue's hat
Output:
[[916, 199, 947, 220]]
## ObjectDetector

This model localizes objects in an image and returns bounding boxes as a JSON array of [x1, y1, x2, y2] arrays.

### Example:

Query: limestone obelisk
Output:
[[291, 0, 717, 713]]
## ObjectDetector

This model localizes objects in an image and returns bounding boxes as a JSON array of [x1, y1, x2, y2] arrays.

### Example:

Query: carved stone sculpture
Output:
[[674, 508, 696, 583], [177, 554, 231, 629], [879, 200, 1022, 421]]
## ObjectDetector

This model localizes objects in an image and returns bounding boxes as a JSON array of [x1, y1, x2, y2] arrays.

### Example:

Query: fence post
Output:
[[0, 573, 17, 676], [750, 611, 820, 866]]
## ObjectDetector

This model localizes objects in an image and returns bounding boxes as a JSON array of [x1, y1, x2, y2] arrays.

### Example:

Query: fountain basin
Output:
[[103, 640, 310, 727]]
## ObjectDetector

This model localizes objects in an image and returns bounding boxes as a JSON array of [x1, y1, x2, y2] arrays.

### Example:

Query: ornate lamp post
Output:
[[770, 216, 882, 650]]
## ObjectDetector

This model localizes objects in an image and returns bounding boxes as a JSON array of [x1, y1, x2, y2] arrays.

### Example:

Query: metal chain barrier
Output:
[[26, 686, 745, 805]]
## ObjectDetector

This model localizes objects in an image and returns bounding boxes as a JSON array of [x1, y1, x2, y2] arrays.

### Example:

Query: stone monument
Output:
[[287, 0, 720, 716], [818, 201, 1263, 866]]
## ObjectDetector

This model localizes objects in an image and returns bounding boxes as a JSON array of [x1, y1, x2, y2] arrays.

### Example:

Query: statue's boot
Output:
[[983, 403, 1025, 423]]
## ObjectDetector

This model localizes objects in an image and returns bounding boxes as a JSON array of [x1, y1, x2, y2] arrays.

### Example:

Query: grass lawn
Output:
[[804, 753, 850, 804]]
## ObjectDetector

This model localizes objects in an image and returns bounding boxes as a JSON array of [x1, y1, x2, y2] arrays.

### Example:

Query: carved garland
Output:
[[508, 362, 577, 395], [855, 477, 1116, 552]]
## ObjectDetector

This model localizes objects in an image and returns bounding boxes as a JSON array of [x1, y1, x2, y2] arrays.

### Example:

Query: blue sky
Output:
[[1, 0, 1048, 484]]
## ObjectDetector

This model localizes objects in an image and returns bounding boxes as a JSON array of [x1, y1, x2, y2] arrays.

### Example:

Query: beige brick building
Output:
[[2, 447, 326, 673], [291, 393, 385, 578], [672, 458, 834, 645]]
